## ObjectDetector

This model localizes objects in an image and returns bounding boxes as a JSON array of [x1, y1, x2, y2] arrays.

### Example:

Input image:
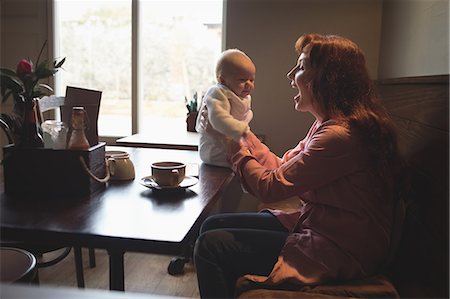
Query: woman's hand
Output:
[[226, 137, 243, 162], [227, 130, 259, 157], [241, 130, 259, 149]]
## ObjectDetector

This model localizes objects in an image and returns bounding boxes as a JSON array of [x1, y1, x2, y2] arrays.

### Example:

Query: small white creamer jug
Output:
[[106, 151, 135, 181]]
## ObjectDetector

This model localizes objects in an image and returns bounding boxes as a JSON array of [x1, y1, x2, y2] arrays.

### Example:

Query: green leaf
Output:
[[13, 93, 25, 104], [32, 83, 54, 98], [36, 40, 48, 66], [0, 75, 23, 93], [32, 89, 45, 98], [1, 90, 13, 103], [0, 68, 17, 77], [35, 65, 54, 80], [37, 83, 54, 93], [1, 111, 25, 134], [54, 57, 66, 68], [35, 60, 50, 78]]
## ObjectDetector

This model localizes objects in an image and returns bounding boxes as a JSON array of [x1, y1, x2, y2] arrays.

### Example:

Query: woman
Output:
[[194, 33, 401, 298]]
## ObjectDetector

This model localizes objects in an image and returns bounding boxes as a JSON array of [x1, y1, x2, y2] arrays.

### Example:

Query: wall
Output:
[[0, 0, 50, 68], [1, 0, 446, 212], [0, 0, 50, 149], [2, 1, 448, 152], [378, 0, 449, 79], [225, 0, 383, 155], [0, 0, 384, 156]]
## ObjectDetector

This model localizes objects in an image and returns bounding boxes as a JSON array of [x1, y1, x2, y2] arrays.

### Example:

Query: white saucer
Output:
[[140, 175, 198, 190]]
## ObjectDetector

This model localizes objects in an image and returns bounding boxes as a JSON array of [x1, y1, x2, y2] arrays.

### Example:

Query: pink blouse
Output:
[[230, 119, 395, 286]]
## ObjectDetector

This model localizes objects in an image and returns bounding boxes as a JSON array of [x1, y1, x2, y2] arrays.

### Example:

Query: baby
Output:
[[196, 49, 256, 167]]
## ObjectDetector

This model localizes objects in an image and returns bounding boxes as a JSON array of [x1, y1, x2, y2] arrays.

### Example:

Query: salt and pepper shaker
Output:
[[68, 106, 90, 150]]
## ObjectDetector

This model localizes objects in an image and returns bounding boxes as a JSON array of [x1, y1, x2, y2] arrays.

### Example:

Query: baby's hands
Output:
[[240, 130, 259, 149], [225, 129, 254, 164]]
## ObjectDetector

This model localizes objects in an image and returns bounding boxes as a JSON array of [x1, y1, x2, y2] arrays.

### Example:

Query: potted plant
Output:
[[0, 40, 65, 147], [185, 91, 200, 132]]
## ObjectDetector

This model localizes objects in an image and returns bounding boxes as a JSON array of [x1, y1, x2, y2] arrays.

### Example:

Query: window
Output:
[[54, 0, 223, 137]]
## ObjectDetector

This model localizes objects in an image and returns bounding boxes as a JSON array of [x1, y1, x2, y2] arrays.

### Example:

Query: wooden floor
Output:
[[37, 248, 200, 298]]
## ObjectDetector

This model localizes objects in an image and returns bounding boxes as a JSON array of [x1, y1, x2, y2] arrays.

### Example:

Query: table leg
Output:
[[73, 247, 85, 288], [107, 249, 125, 291], [88, 248, 96, 268]]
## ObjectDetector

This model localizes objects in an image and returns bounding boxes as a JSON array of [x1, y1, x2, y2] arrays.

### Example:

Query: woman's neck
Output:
[[314, 113, 330, 125]]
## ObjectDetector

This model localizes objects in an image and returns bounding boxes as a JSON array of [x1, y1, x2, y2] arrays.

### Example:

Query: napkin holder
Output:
[[2, 142, 107, 200]]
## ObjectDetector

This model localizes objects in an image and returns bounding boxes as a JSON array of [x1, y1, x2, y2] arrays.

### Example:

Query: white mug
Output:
[[106, 151, 135, 181]]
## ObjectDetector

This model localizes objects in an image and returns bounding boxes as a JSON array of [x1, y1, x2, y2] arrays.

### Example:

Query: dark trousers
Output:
[[194, 212, 289, 298]]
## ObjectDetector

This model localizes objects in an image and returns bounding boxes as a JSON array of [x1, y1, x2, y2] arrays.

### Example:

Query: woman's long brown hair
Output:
[[295, 34, 403, 195]]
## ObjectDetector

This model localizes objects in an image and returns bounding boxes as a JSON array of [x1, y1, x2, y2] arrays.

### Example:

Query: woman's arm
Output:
[[241, 131, 282, 169], [230, 123, 361, 203]]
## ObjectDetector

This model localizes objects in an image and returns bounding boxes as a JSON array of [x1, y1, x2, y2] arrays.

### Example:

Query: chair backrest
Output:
[[36, 86, 102, 147], [36, 95, 65, 125]]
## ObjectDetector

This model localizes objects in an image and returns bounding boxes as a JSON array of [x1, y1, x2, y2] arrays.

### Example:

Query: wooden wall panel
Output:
[[377, 75, 449, 298]]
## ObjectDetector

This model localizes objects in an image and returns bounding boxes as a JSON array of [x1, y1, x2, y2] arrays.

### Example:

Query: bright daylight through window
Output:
[[55, 0, 223, 137]]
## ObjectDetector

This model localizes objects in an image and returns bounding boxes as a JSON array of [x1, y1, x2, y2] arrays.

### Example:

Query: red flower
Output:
[[1, 40, 65, 105], [16, 59, 33, 80]]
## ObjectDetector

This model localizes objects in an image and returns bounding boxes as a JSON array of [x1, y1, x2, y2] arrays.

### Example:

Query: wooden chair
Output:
[[1, 87, 102, 288], [1, 113, 95, 288], [0, 247, 39, 284], [36, 87, 103, 288], [0, 118, 90, 287]]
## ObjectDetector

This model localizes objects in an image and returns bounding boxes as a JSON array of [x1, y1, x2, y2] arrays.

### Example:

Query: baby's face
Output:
[[221, 59, 256, 98]]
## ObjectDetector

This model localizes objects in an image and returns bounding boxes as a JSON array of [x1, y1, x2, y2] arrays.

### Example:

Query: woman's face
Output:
[[287, 52, 323, 120]]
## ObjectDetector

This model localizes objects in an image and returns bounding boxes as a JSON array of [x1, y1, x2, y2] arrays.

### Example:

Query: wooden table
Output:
[[116, 131, 199, 151], [0, 146, 234, 291]]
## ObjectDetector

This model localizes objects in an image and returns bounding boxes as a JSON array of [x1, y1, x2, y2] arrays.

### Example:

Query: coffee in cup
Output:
[[106, 151, 135, 181], [151, 161, 186, 187]]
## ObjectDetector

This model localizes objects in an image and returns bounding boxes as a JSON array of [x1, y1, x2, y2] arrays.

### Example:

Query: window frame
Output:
[[50, 0, 224, 144]]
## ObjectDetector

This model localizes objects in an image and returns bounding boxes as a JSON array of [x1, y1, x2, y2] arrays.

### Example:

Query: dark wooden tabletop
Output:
[[0, 146, 233, 251], [116, 131, 199, 151]]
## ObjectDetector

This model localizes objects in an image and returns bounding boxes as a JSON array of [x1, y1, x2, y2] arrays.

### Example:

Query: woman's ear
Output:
[[218, 75, 225, 84]]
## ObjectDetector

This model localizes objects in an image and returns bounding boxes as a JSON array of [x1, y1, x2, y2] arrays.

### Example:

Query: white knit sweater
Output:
[[196, 83, 253, 167]]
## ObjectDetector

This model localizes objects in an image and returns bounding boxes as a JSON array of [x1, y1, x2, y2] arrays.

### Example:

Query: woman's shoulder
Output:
[[312, 119, 360, 150], [317, 119, 351, 138]]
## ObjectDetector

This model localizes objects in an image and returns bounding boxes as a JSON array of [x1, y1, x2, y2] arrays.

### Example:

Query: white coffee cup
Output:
[[106, 151, 135, 181], [151, 161, 186, 187]]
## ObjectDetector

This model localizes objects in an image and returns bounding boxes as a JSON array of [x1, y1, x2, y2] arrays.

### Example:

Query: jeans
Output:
[[194, 212, 289, 298]]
